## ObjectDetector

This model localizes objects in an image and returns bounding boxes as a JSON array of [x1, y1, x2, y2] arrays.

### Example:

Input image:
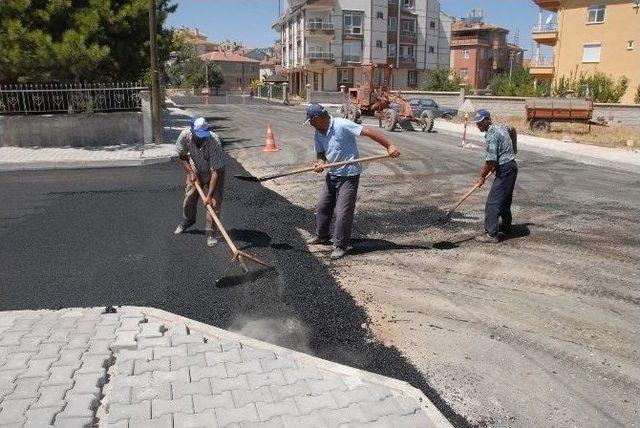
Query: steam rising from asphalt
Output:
[[229, 316, 313, 355]]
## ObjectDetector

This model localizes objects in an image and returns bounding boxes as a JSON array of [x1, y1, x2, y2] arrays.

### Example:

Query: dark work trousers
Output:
[[485, 160, 518, 236], [316, 174, 360, 249]]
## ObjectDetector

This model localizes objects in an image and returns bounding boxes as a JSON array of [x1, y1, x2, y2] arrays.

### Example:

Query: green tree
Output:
[[421, 68, 461, 91], [0, 0, 177, 83], [635, 86, 640, 104], [166, 42, 224, 92], [552, 67, 629, 103], [488, 67, 541, 97]]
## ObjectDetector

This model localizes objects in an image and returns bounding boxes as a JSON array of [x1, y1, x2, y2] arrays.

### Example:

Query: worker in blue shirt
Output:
[[474, 109, 518, 243], [304, 103, 401, 259]]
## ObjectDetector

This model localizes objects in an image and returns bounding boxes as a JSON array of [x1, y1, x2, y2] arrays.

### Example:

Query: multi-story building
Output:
[[450, 10, 525, 90], [174, 28, 219, 54], [273, 0, 451, 95], [530, 0, 640, 103]]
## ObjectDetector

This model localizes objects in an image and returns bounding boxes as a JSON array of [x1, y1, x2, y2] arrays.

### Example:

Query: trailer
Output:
[[525, 97, 607, 132]]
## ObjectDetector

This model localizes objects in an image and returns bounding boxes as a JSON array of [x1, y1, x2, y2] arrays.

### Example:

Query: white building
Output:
[[273, 0, 451, 95]]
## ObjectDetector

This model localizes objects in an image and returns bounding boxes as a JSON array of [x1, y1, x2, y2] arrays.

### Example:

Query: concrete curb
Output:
[[134, 305, 454, 428], [0, 156, 174, 172]]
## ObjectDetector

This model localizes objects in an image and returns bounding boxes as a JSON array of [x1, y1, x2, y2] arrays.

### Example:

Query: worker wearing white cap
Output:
[[174, 117, 226, 247]]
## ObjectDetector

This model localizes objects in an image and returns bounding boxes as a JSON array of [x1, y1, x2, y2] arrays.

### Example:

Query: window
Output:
[[428, 45, 435, 53], [338, 68, 354, 85], [388, 17, 398, 31], [401, 19, 416, 36], [429, 20, 436, 30], [587, 5, 605, 23], [628, 40, 635, 50], [376, 11, 384, 19], [387, 43, 396, 58], [399, 44, 415, 61], [376, 40, 383, 48], [344, 13, 363, 34], [460, 68, 468, 80], [408, 70, 417, 86], [343, 41, 362, 61], [462, 49, 470, 59], [403, 0, 414, 9], [582, 43, 601, 63]]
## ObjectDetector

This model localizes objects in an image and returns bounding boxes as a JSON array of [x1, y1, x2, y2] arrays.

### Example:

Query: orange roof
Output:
[[199, 51, 260, 63]]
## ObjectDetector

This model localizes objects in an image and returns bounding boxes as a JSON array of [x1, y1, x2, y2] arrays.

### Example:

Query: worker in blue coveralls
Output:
[[474, 109, 518, 243], [304, 103, 401, 259]]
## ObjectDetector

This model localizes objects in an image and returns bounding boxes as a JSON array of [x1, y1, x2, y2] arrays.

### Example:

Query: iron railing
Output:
[[307, 52, 334, 60], [0, 82, 147, 115], [307, 21, 334, 30], [532, 23, 557, 33]]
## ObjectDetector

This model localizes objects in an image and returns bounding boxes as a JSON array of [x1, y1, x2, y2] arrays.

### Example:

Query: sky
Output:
[[166, 0, 546, 57]]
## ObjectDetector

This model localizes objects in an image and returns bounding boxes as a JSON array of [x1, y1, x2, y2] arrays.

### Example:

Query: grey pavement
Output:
[[0, 306, 451, 428]]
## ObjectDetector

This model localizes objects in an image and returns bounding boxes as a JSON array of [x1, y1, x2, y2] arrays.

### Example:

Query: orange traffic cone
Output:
[[263, 123, 280, 152]]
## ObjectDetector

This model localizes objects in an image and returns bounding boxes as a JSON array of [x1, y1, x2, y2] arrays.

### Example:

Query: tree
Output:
[[635, 86, 640, 104], [488, 67, 541, 97], [166, 42, 224, 92], [0, 0, 177, 83], [552, 67, 629, 103], [421, 68, 461, 92]]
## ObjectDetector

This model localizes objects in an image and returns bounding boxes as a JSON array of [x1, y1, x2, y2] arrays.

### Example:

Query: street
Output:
[[1, 103, 638, 427]]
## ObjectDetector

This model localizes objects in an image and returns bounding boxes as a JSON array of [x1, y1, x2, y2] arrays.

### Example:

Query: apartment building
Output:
[[273, 0, 450, 95], [450, 10, 525, 90], [530, 0, 640, 103], [199, 51, 260, 91]]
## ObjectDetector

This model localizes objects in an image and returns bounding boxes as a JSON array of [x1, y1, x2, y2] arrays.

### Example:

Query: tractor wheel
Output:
[[348, 105, 361, 122], [531, 119, 551, 132], [384, 109, 397, 131], [420, 110, 435, 132]]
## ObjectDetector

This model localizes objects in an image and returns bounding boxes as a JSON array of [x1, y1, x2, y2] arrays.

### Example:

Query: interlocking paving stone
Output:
[[0, 308, 447, 428]]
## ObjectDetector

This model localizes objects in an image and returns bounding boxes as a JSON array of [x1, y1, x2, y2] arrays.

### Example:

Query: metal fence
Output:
[[0, 82, 147, 115]]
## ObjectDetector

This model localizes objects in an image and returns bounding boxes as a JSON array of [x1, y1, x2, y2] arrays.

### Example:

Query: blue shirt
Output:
[[314, 117, 364, 177], [484, 124, 516, 165]]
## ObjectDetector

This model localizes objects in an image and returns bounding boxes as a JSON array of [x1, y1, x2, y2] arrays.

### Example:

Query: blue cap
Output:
[[474, 109, 491, 123], [304, 103, 325, 124], [191, 117, 211, 138]]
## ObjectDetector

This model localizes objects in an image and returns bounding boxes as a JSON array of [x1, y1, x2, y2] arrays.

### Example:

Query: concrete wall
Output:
[[0, 112, 143, 147], [308, 89, 640, 128]]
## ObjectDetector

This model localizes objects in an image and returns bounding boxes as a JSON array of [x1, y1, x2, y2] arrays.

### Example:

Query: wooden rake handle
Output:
[[191, 178, 270, 268], [259, 154, 391, 181], [446, 170, 494, 217]]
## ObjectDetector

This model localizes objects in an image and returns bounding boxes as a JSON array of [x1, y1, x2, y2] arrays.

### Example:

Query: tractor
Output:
[[340, 63, 434, 132]]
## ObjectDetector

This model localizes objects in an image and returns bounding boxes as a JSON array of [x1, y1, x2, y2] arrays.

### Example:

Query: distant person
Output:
[[174, 117, 226, 247], [249, 87, 254, 103], [304, 103, 400, 259], [473, 109, 518, 243]]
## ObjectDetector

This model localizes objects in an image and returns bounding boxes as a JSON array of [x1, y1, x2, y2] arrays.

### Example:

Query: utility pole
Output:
[[148, 0, 163, 144]]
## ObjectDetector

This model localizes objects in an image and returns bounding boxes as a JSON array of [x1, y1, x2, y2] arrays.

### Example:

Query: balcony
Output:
[[307, 52, 335, 64], [528, 56, 555, 77], [532, 0, 560, 12], [306, 21, 335, 36], [532, 23, 558, 46], [343, 55, 362, 63], [451, 36, 490, 47], [399, 55, 416, 65]]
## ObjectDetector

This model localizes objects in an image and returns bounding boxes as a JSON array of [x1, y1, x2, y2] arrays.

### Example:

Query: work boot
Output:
[[174, 222, 193, 235], [307, 235, 331, 245], [330, 247, 347, 259], [476, 233, 500, 243]]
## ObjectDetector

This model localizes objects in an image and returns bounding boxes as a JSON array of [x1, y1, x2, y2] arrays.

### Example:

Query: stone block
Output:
[[240, 348, 276, 362], [152, 366, 189, 384], [154, 344, 187, 360], [117, 349, 152, 363], [294, 392, 338, 415], [174, 409, 219, 428], [171, 378, 211, 399], [131, 383, 171, 403], [204, 349, 241, 366], [152, 396, 193, 418], [113, 372, 151, 389], [215, 403, 259, 427], [247, 370, 287, 389], [170, 354, 206, 371], [134, 357, 170, 375], [260, 359, 296, 373], [306, 374, 347, 395], [281, 413, 326, 428], [192, 391, 234, 413], [269, 382, 311, 402], [282, 367, 322, 385], [0, 398, 35, 424], [55, 393, 98, 419], [232, 386, 274, 408], [76, 355, 110, 375], [226, 360, 263, 378], [6, 377, 44, 400], [42, 365, 78, 387], [255, 398, 298, 421], [107, 401, 151, 423], [138, 322, 164, 339], [331, 387, 374, 407], [137, 336, 170, 350], [24, 405, 64, 426], [170, 332, 204, 347], [189, 364, 227, 382], [209, 374, 250, 395]]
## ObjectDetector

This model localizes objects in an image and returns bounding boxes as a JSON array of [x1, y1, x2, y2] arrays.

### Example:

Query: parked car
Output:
[[407, 98, 457, 120]]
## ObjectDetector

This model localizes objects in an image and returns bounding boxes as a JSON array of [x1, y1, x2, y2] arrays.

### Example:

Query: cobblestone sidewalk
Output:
[[0, 307, 451, 428]]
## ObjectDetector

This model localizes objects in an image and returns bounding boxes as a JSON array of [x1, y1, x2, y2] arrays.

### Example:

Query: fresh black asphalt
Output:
[[0, 158, 471, 427]]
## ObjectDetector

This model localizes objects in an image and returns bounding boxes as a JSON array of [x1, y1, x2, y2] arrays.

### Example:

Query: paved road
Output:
[[1, 103, 638, 427], [0, 123, 464, 425]]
